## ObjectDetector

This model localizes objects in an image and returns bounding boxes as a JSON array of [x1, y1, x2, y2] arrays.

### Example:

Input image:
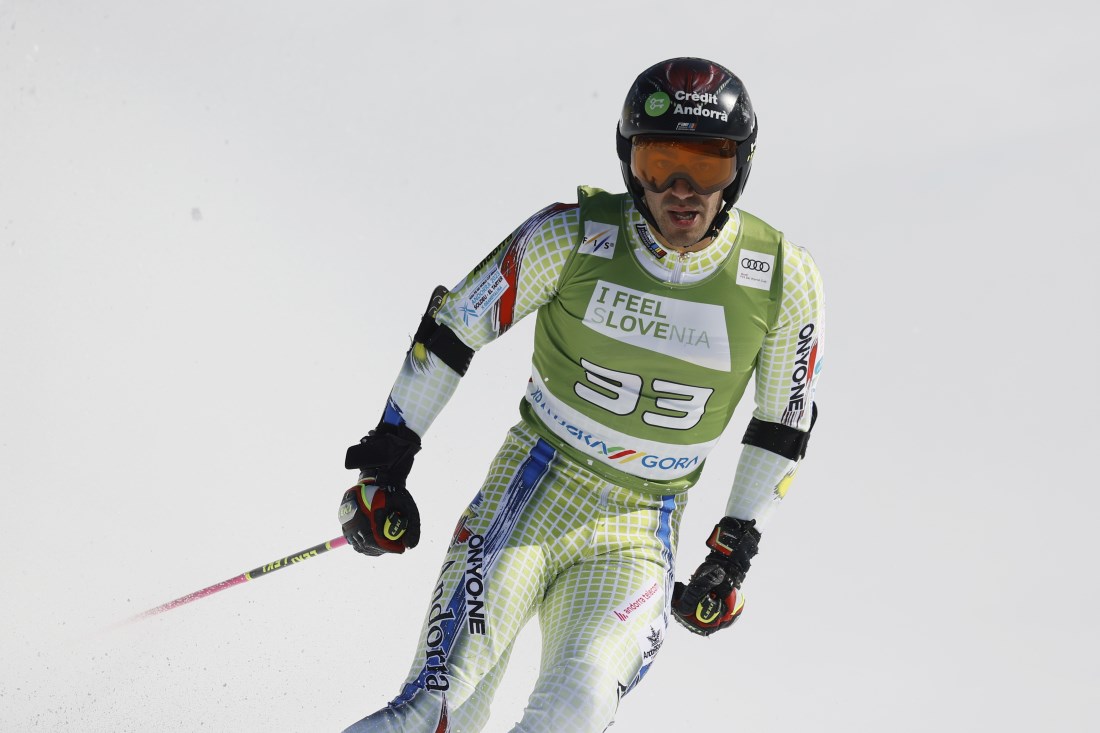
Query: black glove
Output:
[[672, 516, 761, 636], [339, 423, 422, 556], [338, 478, 421, 555]]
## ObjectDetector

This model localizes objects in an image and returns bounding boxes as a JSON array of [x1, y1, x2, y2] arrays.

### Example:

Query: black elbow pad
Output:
[[741, 403, 818, 461], [411, 285, 474, 376]]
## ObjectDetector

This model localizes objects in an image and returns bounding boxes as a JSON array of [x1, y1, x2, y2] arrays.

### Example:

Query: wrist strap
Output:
[[344, 422, 422, 488], [705, 516, 761, 587]]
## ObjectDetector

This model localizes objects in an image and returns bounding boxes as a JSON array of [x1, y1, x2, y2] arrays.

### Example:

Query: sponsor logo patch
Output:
[[672, 90, 730, 122], [645, 92, 671, 117], [638, 620, 664, 662], [528, 384, 704, 472], [736, 249, 775, 291], [782, 322, 819, 427], [464, 533, 487, 634], [611, 581, 661, 622], [422, 560, 457, 692], [635, 223, 667, 260], [581, 221, 618, 259], [583, 280, 730, 371], [458, 264, 508, 324]]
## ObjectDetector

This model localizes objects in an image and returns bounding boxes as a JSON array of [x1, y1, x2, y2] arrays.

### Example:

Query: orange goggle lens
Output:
[[630, 136, 738, 195]]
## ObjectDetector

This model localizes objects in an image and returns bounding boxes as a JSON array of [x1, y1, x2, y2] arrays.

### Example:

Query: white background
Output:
[[2, 1, 1098, 731]]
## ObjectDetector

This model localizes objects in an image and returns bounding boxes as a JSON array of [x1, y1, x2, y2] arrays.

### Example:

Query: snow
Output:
[[2, 1, 1099, 730]]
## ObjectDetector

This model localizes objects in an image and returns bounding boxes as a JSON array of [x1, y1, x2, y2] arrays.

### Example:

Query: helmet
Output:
[[616, 58, 758, 241]]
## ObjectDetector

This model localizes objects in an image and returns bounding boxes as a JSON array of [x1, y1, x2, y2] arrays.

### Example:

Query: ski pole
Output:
[[131, 535, 347, 621]]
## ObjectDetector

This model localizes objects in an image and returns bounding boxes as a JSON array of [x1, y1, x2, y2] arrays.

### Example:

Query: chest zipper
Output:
[[668, 251, 690, 284]]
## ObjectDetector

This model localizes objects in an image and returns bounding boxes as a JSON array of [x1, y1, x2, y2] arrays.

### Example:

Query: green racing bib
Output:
[[519, 186, 784, 493]]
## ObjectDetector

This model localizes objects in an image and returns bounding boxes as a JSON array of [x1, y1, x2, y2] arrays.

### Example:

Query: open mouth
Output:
[[668, 210, 699, 226]]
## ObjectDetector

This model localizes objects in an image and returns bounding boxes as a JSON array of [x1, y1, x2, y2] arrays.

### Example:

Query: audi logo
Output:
[[741, 257, 770, 272]]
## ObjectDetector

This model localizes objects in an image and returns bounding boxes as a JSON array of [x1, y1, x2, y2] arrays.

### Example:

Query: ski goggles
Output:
[[630, 135, 739, 195]]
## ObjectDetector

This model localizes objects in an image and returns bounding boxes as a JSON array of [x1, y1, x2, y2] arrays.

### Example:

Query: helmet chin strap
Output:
[[699, 170, 740, 244], [702, 204, 733, 243]]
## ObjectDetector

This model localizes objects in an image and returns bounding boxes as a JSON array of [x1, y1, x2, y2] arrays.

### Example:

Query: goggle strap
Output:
[[736, 122, 758, 166], [616, 125, 632, 162]]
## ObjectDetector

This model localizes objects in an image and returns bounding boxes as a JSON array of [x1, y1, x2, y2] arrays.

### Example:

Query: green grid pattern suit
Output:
[[343, 188, 823, 732]]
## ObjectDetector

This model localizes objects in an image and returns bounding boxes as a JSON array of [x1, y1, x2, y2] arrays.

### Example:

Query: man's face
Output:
[[641, 178, 725, 251]]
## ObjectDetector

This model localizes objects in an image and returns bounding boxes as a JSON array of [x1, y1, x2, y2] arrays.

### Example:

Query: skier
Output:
[[338, 57, 824, 733]]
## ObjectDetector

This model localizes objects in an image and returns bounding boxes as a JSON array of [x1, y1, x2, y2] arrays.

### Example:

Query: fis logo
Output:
[[581, 221, 618, 259]]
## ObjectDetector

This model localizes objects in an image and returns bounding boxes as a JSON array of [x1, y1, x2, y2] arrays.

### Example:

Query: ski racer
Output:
[[338, 57, 825, 733]]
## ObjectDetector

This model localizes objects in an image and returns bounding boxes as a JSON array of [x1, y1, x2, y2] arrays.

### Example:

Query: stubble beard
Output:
[[649, 194, 723, 251]]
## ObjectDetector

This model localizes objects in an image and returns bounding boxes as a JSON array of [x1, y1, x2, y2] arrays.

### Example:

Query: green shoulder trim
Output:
[[553, 185, 628, 291], [734, 209, 785, 329], [577, 185, 624, 223]]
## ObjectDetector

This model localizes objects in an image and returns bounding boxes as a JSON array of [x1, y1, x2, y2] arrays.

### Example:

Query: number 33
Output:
[[574, 358, 714, 431]]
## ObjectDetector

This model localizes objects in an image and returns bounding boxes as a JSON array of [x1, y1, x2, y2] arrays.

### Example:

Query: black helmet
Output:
[[616, 58, 758, 240]]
